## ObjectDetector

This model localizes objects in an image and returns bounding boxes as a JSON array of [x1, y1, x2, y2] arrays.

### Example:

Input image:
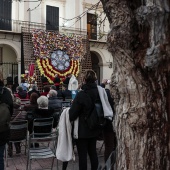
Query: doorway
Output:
[[91, 51, 100, 84]]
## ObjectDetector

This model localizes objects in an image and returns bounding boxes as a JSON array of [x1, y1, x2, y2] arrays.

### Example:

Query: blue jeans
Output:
[[0, 145, 5, 170]]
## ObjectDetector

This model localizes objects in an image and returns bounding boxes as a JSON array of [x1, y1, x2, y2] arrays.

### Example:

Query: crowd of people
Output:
[[0, 70, 117, 170]]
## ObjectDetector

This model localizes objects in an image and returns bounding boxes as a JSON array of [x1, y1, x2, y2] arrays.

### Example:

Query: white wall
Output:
[[0, 44, 17, 63], [6, 0, 112, 83]]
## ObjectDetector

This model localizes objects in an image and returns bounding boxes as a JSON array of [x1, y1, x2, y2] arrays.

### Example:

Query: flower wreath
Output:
[[37, 58, 79, 84], [32, 30, 84, 83]]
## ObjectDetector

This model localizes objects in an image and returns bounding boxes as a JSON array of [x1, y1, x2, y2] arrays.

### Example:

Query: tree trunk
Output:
[[100, 0, 170, 169]]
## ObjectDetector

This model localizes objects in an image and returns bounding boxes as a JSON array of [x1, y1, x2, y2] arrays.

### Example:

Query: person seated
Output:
[[27, 96, 59, 135], [24, 93, 39, 112], [14, 86, 29, 99], [62, 84, 72, 101], [50, 85, 56, 91], [28, 85, 40, 98], [20, 78, 29, 91], [48, 90, 62, 110], [40, 85, 50, 96]]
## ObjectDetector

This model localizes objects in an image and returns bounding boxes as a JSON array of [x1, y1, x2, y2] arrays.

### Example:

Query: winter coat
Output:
[[27, 108, 59, 133], [69, 83, 101, 138], [62, 89, 72, 100], [48, 96, 62, 110], [0, 87, 13, 146], [15, 91, 29, 99], [24, 103, 38, 112], [63, 77, 70, 85]]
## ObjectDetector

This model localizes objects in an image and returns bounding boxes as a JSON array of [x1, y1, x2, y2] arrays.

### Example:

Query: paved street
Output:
[[6, 141, 105, 170]]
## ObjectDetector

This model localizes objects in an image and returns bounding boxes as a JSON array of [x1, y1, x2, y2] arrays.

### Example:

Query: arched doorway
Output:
[[0, 44, 18, 85], [91, 51, 100, 84]]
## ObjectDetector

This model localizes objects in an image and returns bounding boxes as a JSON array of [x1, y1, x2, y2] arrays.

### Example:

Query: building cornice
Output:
[[82, 2, 103, 12]]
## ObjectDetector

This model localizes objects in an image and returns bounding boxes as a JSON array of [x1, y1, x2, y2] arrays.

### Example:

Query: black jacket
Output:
[[62, 89, 72, 100], [0, 87, 13, 146], [48, 96, 62, 110], [28, 89, 40, 98], [27, 108, 59, 133], [69, 83, 101, 138]]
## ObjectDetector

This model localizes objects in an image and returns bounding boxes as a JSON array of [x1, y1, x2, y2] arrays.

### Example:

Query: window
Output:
[[0, 47, 3, 63], [46, 5, 59, 31], [87, 13, 97, 40], [0, 0, 12, 31]]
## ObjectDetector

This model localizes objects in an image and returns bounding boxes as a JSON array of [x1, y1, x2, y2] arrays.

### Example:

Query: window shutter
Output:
[[87, 13, 97, 40], [0, 0, 12, 31], [46, 5, 59, 31]]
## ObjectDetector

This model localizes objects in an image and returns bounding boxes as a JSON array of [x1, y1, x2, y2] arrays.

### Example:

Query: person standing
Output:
[[68, 74, 78, 99], [63, 74, 71, 86], [41, 74, 48, 86], [0, 80, 13, 170], [100, 79, 117, 167], [53, 74, 60, 90], [69, 70, 101, 170]]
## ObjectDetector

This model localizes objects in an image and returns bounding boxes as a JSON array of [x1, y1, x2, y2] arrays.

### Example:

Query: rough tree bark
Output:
[[100, 0, 170, 169]]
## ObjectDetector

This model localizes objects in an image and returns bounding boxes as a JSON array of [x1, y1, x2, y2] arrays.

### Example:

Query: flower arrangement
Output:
[[32, 30, 85, 60], [36, 58, 79, 83], [32, 30, 83, 83]]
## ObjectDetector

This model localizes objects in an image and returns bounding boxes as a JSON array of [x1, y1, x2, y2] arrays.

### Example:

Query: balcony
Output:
[[0, 19, 107, 42]]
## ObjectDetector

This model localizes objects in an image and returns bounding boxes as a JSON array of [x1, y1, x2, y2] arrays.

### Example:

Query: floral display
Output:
[[36, 58, 79, 84], [32, 30, 83, 83], [32, 29, 85, 60]]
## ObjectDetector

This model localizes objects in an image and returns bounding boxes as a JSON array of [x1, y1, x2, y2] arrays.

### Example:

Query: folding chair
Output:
[[26, 132, 58, 170], [32, 117, 54, 137], [61, 101, 71, 108], [5, 120, 28, 167]]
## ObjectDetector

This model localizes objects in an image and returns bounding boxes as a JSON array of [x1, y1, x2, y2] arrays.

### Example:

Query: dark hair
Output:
[[30, 92, 39, 104], [50, 85, 56, 90], [16, 86, 23, 92], [83, 70, 97, 84], [43, 85, 50, 92], [0, 79, 4, 87]]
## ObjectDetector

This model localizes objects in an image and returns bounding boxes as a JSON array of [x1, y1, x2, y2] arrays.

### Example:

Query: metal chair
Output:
[[5, 120, 28, 167], [61, 101, 71, 108], [32, 117, 54, 137], [26, 132, 58, 170]]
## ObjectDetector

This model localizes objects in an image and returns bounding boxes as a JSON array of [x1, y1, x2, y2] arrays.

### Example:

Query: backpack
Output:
[[85, 94, 106, 130], [0, 89, 11, 133]]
